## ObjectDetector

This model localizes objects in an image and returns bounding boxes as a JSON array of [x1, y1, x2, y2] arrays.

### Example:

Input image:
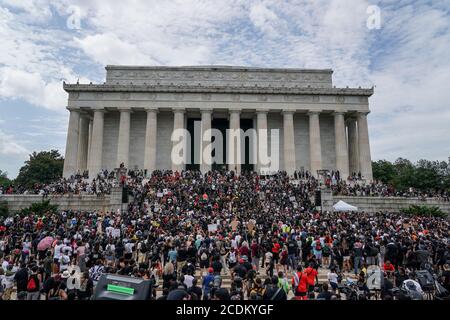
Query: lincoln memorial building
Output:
[[62, 65, 374, 180]]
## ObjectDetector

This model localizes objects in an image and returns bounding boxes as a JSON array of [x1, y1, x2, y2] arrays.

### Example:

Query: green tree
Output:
[[0, 201, 8, 218], [372, 157, 450, 193], [372, 160, 396, 184], [19, 200, 58, 217], [0, 170, 11, 188], [15, 150, 64, 188]]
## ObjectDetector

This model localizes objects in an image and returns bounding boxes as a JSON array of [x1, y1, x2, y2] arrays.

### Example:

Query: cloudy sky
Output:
[[0, 0, 449, 178]]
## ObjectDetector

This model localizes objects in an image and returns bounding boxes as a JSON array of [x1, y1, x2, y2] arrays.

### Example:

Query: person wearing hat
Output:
[[202, 267, 215, 300]]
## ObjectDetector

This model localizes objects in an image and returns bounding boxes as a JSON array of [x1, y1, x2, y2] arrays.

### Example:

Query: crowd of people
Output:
[[0, 169, 449, 300], [2, 168, 449, 201], [0, 170, 119, 197]]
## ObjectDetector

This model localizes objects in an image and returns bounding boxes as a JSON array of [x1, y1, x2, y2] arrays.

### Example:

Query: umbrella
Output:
[[37, 236, 54, 251]]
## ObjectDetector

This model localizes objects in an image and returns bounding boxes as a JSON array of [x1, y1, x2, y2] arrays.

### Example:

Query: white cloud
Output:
[[0, 129, 29, 156], [0, 67, 67, 111], [249, 1, 283, 37], [0, 0, 449, 172], [74, 33, 158, 66]]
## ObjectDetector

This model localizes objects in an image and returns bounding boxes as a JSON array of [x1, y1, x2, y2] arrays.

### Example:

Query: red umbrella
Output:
[[37, 236, 54, 251]]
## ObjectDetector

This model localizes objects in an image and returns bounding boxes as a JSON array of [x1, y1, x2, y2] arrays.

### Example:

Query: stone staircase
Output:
[[155, 267, 358, 299]]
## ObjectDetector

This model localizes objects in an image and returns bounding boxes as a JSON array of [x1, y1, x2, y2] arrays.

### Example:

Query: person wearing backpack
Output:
[[249, 277, 265, 299], [312, 239, 323, 266], [199, 247, 210, 274], [277, 271, 290, 295], [26, 265, 42, 300], [292, 265, 308, 300], [263, 276, 287, 300], [322, 243, 331, 268]]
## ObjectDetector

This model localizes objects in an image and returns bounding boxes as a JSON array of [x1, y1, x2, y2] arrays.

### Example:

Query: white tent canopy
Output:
[[333, 200, 358, 212]]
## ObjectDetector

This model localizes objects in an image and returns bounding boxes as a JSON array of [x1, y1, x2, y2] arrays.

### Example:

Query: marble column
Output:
[[228, 109, 241, 174], [256, 111, 268, 174], [144, 108, 158, 176], [76, 114, 89, 173], [308, 111, 322, 177], [87, 109, 105, 177], [200, 109, 212, 173], [116, 108, 131, 168], [347, 117, 359, 176], [357, 112, 373, 181], [172, 109, 185, 173], [282, 110, 296, 175], [63, 109, 80, 178], [334, 112, 350, 180], [87, 117, 93, 171]]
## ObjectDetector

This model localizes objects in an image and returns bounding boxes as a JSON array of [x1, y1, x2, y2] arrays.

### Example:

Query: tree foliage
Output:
[[372, 157, 450, 193], [0, 201, 8, 218], [0, 170, 11, 188], [19, 200, 58, 217], [400, 205, 446, 218], [14, 150, 64, 189]]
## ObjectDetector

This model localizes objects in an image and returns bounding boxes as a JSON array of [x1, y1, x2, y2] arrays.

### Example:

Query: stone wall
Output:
[[5, 189, 448, 216], [0, 188, 123, 213], [325, 194, 450, 214]]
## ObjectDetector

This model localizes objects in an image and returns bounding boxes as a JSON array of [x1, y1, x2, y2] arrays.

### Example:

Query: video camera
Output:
[[92, 274, 155, 300]]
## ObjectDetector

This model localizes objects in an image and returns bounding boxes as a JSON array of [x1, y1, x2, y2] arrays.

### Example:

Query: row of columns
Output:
[[63, 108, 373, 180]]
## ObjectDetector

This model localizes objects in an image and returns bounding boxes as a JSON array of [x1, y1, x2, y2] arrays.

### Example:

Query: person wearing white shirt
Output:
[[327, 268, 339, 292], [183, 274, 195, 289], [53, 241, 64, 262]]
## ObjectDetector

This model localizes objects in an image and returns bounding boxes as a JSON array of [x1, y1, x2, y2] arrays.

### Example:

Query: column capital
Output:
[[229, 108, 242, 114], [145, 107, 159, 114], [117, 107, 133, 113], [256, 110, 269, 115], [307, 110, 322, 116], [200, 108, 213, 114], [282, 110, 295, 115], [333, 111, 346, 116], [172, 108, 186, 114], [91, 108, 106, 113]]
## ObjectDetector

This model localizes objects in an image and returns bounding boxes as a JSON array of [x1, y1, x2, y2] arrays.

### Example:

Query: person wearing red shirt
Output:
[[304, 263, 318, 292], [250, 240, 260, 273], [292, 265, 309, 300], [383, 260, 395, 279], [272, 241, 281, 272]]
